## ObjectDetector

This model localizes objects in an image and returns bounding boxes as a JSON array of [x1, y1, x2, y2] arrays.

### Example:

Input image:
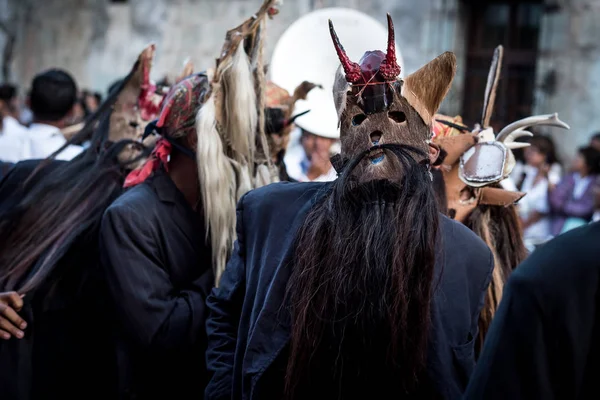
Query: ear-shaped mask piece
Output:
[[175, 59, 195, 84], [479, 187, 525, 207], [109, 44, 165, 143], [402, 52, 457, 126]]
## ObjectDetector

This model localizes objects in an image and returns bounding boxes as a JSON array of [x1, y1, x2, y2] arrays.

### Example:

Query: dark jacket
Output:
[[465, 221, 600, 399], [0, 159, 117, 400], [205, 181, 494, 400], [100, 168, 214, 400]]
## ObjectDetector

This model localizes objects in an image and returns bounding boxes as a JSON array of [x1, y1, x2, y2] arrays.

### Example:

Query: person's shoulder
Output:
[[241, 181, 331, 213], [438, 215, 493, 288], [104, 182, 156, 219], [440, 214, 491, 258], [511, 222, 600, 293]]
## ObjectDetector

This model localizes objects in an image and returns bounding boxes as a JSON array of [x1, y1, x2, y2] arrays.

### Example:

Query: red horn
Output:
[[328, 19, 362, 83], [380, 14, 401, 80]]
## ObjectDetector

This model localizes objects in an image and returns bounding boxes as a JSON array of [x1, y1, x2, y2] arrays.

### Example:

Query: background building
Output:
[[0, 0, 598, 161]]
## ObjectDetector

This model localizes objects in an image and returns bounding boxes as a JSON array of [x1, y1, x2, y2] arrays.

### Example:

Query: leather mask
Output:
[[330, 14, 456, 181]]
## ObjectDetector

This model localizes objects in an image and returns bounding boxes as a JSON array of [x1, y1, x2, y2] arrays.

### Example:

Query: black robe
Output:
[[465, 221, 600, 399], [205, 181, 494, 399], [0, 159, 118, 400], [99, 168, 214, 399]]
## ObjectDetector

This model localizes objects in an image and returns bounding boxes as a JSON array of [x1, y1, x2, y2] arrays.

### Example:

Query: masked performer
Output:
[[0, 45, 165, 400], [431, 46, 571, 355], [265, 80, 319, 180], [98, 2, 280, 399], [205, 14, 495, 400]]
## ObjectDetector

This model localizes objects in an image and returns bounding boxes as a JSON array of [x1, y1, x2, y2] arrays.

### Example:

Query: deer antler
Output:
[[496, 113, 570, 142], [504, 129, 533, 149]]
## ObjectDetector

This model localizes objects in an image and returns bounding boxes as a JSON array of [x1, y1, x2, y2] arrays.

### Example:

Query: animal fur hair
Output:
[[223, 44, 258, 172], [195, 93, 237, 285], [333, 66, 349, 126]]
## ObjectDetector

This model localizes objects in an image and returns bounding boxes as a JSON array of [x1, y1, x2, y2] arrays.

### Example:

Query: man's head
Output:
[[573, 146, 600, 176], [300, 129, 336, 160], [0, 84, 19, 118], [331, 15, 456, 182], [29, 69, 77, 124]]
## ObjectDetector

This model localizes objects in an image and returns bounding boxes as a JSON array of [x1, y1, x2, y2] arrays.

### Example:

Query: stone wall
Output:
[[534, 0, 600, 162], [0, 0, 466, 113]]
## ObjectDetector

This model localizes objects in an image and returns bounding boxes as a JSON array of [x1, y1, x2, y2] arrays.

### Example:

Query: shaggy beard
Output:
[[284, 144, 440, 399]]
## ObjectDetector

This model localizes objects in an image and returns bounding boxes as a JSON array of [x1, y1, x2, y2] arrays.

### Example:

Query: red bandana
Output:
[[122, 74, 206, 189], [123, 138, 172, 188]]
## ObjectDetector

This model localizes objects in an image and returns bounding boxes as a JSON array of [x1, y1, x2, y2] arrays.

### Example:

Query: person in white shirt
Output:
[[24, 69, 83, 161], [0, 84, 29, 163], [508, 135, 562, 251], [284, 91, 339, 182]]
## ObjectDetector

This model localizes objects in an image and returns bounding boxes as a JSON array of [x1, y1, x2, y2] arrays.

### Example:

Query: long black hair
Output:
[[284, 144, 440, 399], [0, 64, 147, 293]]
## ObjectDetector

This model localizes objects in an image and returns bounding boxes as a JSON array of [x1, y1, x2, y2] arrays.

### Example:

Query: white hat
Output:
[[293, 88, 340, 139]]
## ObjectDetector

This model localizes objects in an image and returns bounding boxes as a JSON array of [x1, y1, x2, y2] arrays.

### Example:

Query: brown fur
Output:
[[464, 198, 527, 355], [402, 52, 457, 126]]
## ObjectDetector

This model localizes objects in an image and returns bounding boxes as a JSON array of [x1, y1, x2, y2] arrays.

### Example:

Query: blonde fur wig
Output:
[[196, 0, 281, 284]]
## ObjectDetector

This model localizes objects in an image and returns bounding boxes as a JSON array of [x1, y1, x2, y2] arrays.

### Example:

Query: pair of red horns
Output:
[[328, 14, 401, 83]]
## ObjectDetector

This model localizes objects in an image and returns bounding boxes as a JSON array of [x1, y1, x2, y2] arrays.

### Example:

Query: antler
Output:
[[379, 14, 401, 80], [504, 129, 533, 149], [496, 113, 570, 142], [328, 19, 362, 83]]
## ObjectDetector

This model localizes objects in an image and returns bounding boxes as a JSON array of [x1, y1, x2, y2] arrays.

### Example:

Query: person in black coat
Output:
[[464, 221, 600, 399], [0, 49, 159, 400], [99, 74, 214, 399], [205, 22, 493, 399]]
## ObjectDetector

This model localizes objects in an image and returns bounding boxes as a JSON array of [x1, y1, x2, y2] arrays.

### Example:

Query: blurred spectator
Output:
[[67, 96, 87, 126], [25, 69, 84, 161], [590, 132, 600, 152], [83, 90, 102, 114], [285, 128, 339, 182], [0, 84, 24, 135], [513, 135, 561, 250], [549, 146, 600, 235], [0, 84, 29, 162]]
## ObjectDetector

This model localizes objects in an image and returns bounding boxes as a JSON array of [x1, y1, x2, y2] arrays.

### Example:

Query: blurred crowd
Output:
[[504, 133, 600, 251], [0, 71, 104, 167]]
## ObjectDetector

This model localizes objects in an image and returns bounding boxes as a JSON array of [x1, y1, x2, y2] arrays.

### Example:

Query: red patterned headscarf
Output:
[[124, 74, 209, 188]]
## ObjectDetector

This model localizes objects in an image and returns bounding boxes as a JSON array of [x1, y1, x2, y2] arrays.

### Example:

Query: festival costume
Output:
[[432, 45, 570, 353], [205, 12, 494, 399], [0, 46, 166, 400], [265, 80, 320, 180], [99, 2, 282, 398]]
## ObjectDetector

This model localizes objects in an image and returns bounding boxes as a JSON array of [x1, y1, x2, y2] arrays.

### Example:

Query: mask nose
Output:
[[370, 131, 382, 145]]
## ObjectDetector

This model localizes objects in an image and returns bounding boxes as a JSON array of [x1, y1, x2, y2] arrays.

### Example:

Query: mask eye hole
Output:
[[352, 114, 367, 126], [388, 111, 406, 123], [129, 121, 139, 128]]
